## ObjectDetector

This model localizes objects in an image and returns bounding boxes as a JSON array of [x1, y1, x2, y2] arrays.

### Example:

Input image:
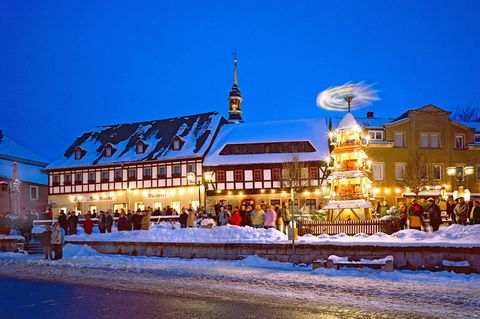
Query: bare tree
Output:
[[401, 152, 430, 196], [282, 155, 310, 191], [452, 104, 480, 122]]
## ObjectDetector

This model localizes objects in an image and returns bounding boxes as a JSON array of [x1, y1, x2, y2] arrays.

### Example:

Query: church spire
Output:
[[228, 52, 243, 123]]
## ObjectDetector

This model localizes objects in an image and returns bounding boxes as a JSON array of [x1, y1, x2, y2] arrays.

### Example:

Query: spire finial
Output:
[[345, 95, 354, 113], [233, 51, 238, 85]]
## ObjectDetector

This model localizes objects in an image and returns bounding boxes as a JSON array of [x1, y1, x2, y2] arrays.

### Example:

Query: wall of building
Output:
[[366, 108, 480, 205], [49, 185, 204, 216], [0, 177, 48, 214]]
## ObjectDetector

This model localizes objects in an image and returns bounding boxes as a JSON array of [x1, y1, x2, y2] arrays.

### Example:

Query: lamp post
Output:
[[187, 172, 202, 210], [447, 166, 474, 201]]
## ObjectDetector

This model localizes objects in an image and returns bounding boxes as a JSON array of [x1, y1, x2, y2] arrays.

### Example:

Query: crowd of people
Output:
[[395, 196, 480, 231]]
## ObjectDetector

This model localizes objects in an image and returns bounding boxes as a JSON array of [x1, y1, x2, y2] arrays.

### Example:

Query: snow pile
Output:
[[63, 244, 101, 257], [297, 224, 480, 247], [67, 225, 288, 243], [442, 260, 470, 267], [0, 234, 24, 240], [61, 224, 480, 247]]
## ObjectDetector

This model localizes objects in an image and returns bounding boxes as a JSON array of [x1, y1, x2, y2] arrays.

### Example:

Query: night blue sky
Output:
[[1, 0, 479, 161]]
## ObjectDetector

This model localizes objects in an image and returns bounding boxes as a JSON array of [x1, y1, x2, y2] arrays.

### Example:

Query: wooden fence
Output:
[[297, 219, 401, 236]]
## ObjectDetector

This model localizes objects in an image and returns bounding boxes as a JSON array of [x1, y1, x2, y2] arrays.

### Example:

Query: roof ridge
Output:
[[95, 111, 219, 128]]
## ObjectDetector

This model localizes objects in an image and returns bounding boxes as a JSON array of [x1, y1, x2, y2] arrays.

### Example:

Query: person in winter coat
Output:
[[470, 200, 480, 225], [399, 203, 408, 230], [275, 205, 284, 233], [408, 198, 424, 230], [50, 222, 65, 260], [58, 211, 68, 234], [179, 209, 188, 228], [126, 211, 133, 230], [217, 207, 230, 226], [105, 212, 114, 233], [187, 209, 195, 228], [250, 205, 265, 228], [263, 205, 277, 229], [446, 199, 456, 224], [40, 225, 52, 260], [83, 214, 94, 234], [132, 211, 143, 230], [67, 212, 79, 235], [141, 210, 151, 230], [98, 211, 107, 233], [239, 205, 247, 226], [117, 212, 128, 231], [243, 206, 253, 227], [454, 197, 469, 225], [229, 208, 242, 226], [425, 198, 442, 231]]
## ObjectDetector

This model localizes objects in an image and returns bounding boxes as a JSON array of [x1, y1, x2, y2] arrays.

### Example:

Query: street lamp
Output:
[[447, 166, 474, 201], [187, 172, 202, 210]]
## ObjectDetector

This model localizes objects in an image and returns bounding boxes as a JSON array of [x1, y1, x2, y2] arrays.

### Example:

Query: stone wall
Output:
[[66, 240, 480, 273], [0, 237, 24, 253]]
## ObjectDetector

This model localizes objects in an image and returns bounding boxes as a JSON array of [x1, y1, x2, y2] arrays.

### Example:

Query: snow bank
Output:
[[65, 224, 480, 248], [67, 225, 288, 243]]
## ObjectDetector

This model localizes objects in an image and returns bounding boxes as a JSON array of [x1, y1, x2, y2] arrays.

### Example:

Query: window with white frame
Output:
[[394, 132, 405, 147], [432, 164, 442, 181], [420, 164, 429, 181], [419, 133, 440, 148], [395, 163, 405, 180], [173, 165, 181, 177], [372, 163, 384, 180], [454, 134, 465, 149], [187, 163, 196, 173], [475, 134, 480, 144], [30, 186, 39, 200], [368, 130, 384, 141]]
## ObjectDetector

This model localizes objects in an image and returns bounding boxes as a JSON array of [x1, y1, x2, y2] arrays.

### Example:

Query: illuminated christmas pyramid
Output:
[[324, 105, 374, 221]]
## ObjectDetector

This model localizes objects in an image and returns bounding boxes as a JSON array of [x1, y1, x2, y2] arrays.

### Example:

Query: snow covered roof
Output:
[[0, 133, 48, 165], [323, 199, 372, 210], [0, 159, 48, 185], [47, 112, 226, 170], [457, 121, 480, 132], [204, 118, 330, 166], [331, 116, 394, 130], [335, 113, 361, 132]]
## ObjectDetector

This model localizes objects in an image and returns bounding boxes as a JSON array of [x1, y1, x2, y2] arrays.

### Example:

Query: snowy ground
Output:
[[63, 223, 480, 248], [0, 245, 479, 318]]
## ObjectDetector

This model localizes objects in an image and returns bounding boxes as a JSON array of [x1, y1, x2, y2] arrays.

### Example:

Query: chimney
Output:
[[366, 112, 374, 119]]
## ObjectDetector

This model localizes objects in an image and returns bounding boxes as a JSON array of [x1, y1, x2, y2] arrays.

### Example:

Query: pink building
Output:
[[0, 130, 48, 214]]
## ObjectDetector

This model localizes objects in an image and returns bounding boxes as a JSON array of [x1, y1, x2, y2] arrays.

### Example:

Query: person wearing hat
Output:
[[425, 198, 441, 231], [408, 198, 424, 230], [454, 197, 469, 226]]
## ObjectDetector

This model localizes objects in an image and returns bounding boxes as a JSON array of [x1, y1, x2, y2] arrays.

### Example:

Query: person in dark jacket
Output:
[[58, 211, 68, 233], [179, 208, 188, 228], [40, 225, 52, 259], [126, 211, 133, 230], [469, 200, 480, 225], [454, 197, 469, 226], [117, 212, 128, 231], [98, 211, 107, 233], [425, 198, 442, 231], [105, 212, 113, 233], [132, 211, 143, 230], [67, 212, 79, 235]]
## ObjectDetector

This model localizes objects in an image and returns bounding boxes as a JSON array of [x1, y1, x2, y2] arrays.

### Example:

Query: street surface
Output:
[[0, 252, 478, 319]]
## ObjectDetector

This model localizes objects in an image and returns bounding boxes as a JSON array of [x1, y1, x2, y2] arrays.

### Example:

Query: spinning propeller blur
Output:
[[316, 82, 380, 111]]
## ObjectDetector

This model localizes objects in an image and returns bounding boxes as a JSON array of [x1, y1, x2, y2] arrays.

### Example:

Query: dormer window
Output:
[[136, 140, 147, 154], [105, 144, 114, 157], [172, 136, 182, 151], [74, 147, 84, 160]]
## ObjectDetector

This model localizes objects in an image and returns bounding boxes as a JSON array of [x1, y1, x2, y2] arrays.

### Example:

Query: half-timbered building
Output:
[[45, 112, 226, 215], [203, 119, 331, 210]]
